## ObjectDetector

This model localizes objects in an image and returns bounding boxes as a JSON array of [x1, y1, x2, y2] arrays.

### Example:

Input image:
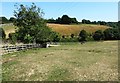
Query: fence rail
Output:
[[1, 44, 43, 55]]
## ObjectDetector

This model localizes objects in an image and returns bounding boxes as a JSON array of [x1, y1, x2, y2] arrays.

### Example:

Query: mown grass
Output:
[[2, 41, 118, 81]]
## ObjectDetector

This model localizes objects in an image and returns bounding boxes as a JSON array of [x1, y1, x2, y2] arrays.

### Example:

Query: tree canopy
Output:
[[104, 28, 120, 40], [46, 15, 78, 24], [93, 30, 104, 41], [14, 3, 56, 43], [79, 30, 88, 41], [0, 17, 10, 24]]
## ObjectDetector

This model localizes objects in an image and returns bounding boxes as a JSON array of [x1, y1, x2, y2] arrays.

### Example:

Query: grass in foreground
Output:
[[2, 41, 118, 81]]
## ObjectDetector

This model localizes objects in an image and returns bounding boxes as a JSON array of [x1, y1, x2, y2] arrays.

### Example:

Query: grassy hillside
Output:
[[0, 23, 17, 38], [47, 23, 110, 36], [1, 23, 110, 38]]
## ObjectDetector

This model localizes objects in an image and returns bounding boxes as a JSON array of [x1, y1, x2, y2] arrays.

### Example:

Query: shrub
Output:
[[62, 35, 65, 38], [86, 36, 94, 41], [78, 30, 88, 41], [71, 34, 74, 38], [53, 35, 60, 42], [24, 34, 33, 43], [60, 37, 78, 42], [93, 30, 104, 41]]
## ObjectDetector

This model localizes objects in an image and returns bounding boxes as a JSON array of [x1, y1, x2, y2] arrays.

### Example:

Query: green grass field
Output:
[[2, 41, 118, 81]]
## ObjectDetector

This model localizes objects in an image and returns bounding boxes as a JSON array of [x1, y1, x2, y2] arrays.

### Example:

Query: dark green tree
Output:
[[14, 3, 54, 43], [112, 28, 120, 40], [82, 19, 91, 24], [47, 18, 56, 23], [9, 17, 16, 22], [71, 18, 78, 24], [0, 17, 10, 24], [103, 28, 120, 40], [93, 30, 104, 41], [79, 30, 88, 41], [99, 21, 107, 25], [61, 15, 71, 24], [91, 21, 97, 24], [103, 28, 114, 40], [52, 32, 60, 42], [56, 17, 61, 24]]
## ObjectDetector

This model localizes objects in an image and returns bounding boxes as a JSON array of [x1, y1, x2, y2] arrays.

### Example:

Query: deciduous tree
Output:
[[14, 3, 54, 43]]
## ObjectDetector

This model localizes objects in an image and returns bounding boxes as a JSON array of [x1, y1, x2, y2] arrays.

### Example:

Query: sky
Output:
[[1, 2, 118, 22]]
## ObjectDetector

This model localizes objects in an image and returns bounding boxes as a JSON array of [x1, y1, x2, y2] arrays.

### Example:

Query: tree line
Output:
[[46, 15, 78, 24], [1, 15, 118, 29], [46, 15, 118, 29], [1, 27, 120, 44], [57, 28, 120, 42], [0, 17, 16, 24]]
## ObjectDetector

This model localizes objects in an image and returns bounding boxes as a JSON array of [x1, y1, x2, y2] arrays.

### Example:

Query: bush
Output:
[[103, 28, 113, 40], [62, 35, 65, 38], [71, 34, 74, 38], [86, 36, 94, 41], [70, 37, 79, 42], [48, 31, 61, 42], [1, 17, 10, 24], [60, 37, 69, 42], [24, 34, 33, 43], [53, 35, 60, 42], [78, 30, 88, 41], [60, 37, 78, 42], [93, 30, 104, 41]]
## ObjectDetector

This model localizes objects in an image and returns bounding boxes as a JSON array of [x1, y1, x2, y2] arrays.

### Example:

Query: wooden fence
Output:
[[1, 44, 44, 55]]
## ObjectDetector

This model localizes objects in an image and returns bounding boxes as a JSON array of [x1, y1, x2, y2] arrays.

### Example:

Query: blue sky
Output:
[[1, 2, 118, 22]]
